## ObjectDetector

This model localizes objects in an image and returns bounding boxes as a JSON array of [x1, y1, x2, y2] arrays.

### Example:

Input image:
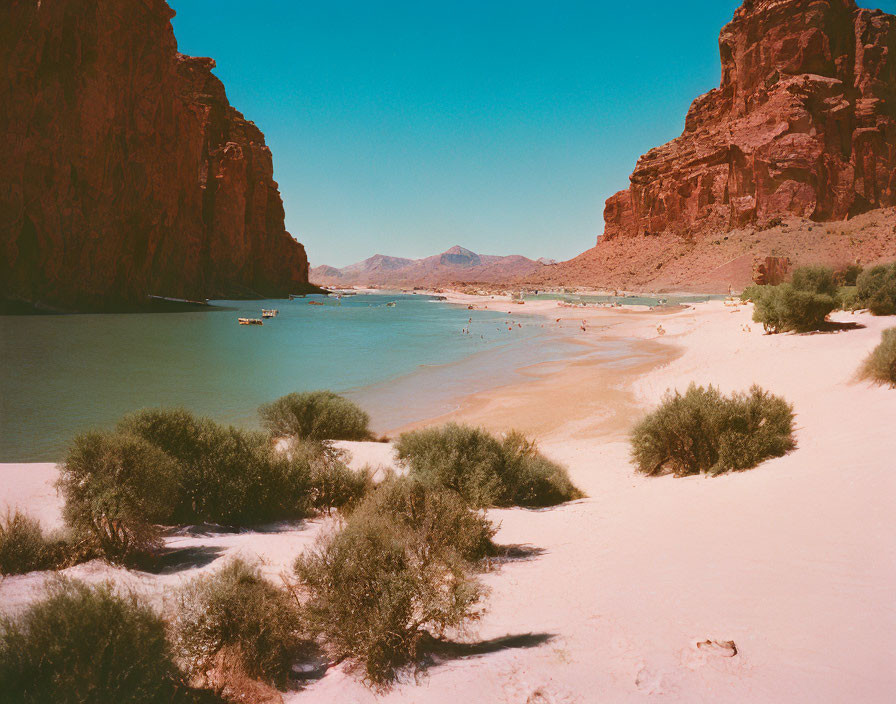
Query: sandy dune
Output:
[[2, 299, 894, 702]]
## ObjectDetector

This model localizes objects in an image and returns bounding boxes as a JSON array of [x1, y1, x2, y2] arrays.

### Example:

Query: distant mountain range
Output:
[[310, 245, 550, 287]]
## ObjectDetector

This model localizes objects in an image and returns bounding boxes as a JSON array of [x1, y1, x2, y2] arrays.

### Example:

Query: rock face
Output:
[[603, 0, 896, 242], [1, 0, 312, 311]]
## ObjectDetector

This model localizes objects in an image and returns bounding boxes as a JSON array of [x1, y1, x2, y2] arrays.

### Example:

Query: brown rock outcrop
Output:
[[603, 0, 896, 242], [1, 0, 313, 311]]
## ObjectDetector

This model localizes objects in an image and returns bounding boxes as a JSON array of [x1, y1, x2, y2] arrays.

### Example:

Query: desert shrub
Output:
[[395, 424, 582, 508], [740, 284, 761, 302], [0, 510, 71, 576], [631, 383, 795, 476], [350, 477, 496, 562], [837, 285, 859, 310], [0, 578, 181, 703], [183, 427, 303, 526], [259, 391, 372, 441], [856, 262, 896, 315], [751, 284, 837, 332], [58, 431, 180, 561], [121, 409, 309, 525], [306, 446, 372, 512], [500, 431, 586, 507], [791, 265, 838, 297], [173, 559, 307, 690], [295, 509, 486, 685], [750, 265, 841, 332], [839, 264, 863, 287], [859, 327, 896, 387]]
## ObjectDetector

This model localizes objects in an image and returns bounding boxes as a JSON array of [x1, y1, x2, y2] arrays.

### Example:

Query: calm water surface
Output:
[[1, 293, 605, 462]]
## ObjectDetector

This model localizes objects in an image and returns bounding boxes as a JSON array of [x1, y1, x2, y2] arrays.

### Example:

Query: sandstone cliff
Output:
[[524, 0, 896, 292], [1, 0, 313, 311], [604, 0, 895, 241]]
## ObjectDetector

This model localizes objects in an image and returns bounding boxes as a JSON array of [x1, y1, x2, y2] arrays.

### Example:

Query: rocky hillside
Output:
[[530, 0, 896, 291], [1, 0, 314, 311], [312, 246, 546, 287]]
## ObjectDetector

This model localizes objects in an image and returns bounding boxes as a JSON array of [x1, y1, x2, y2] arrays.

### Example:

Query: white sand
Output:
[[2, 300, 893, 702]]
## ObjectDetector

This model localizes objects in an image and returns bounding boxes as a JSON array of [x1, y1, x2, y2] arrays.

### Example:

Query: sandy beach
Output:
[[2, 297, 894, 703]]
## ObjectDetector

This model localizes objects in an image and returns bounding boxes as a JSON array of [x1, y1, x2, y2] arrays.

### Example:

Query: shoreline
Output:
[[2, 299, 894, 702]]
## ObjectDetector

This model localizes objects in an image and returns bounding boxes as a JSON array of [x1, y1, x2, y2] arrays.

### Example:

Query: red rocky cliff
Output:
[[603, 0, 896, 242], [1, 0, 312, 311]]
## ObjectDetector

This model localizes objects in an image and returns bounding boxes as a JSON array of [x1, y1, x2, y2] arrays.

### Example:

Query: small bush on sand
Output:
[[859, 327, 896, 387], [173, 559, 307, 691], [121, 409, 310, 525], [0, 510, 69, 575], [285, 439, 371, 512], [751, 284, 838, 332], [856, 262, 896, 315], [59, 431, 180, 561], [631, 383, 795, 476], [259, 391, 373, 441], [839, 264, 863, 287], [295, 508, 486, 685], [0, 578, 181, 703], [790, 265, 839, 297], [749, 265, 841, 333], [350, 477, 496, 562], [395, 424, 583, 508]]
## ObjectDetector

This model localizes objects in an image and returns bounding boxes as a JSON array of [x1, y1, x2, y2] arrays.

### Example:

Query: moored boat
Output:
[[238, 318, 263, 325], [262, 309, 279, 318]]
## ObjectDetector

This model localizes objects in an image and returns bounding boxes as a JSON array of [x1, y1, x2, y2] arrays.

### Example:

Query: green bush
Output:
[[395, 423, 583, 508], [856, 263, 896, 315], [740, 284, 761, 302], [751, 284, 838, 332], [295, 508, 486, 685], [350, 477, 496, 562], [173, 559, 307, 690], [791, 265, 838, 297], [0, 579, 181, 703], [281, 439, 372, 512], [859, 327, 896, 387], [631, 383, 795, 476], [839, 264, 863, 287], [259, 391, 372, 441], [58, 432, 180, 561], [121, 409, 310, 526], [501, 431, 586, 507], [0, 510, 70, 576], [750, 265, 840, 332]]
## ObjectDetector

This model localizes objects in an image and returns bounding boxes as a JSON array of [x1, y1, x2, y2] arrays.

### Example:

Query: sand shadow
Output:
[[141, 545, 226, 574], [491, 543, 546, 563], [805, 320, 866, 334], [424, 632, 556, 665], [291, 651, 331, 686]]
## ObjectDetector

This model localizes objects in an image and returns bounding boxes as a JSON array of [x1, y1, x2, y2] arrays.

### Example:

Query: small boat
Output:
[[386, 301, 397, 307], [288, 294, 306, 300], [308, 300, 325, 306], [261, 309, 279, 318], [238, 318, 263, 325]]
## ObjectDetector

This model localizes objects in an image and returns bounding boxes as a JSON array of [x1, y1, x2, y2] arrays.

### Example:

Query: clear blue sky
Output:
[[170, 0, 893, 267]]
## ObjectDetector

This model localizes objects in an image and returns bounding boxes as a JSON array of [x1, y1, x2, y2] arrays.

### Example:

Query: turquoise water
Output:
[[0, 294, 591, 462], [524, 293, 726, 306]]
